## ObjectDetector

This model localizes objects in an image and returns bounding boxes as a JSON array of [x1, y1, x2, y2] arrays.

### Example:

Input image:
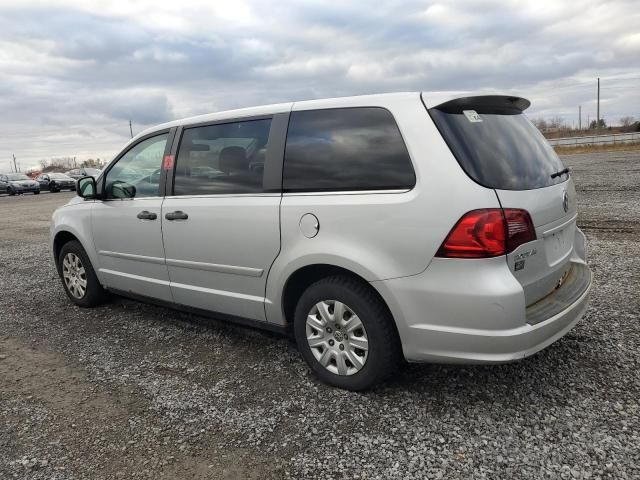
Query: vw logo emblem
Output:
[[562, 191, 569, 213]]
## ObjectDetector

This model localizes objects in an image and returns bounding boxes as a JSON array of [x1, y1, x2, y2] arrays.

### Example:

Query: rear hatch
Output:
[[428, 95, 577, 307]]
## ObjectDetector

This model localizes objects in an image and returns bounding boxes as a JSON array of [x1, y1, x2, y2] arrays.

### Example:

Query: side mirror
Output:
[[108, 180, 136, 199], [77, 176, 97, 199]]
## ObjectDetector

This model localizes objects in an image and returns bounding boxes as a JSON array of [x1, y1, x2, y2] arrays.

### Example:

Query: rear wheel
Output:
[[294, 275, 402, 391], [34, 190, 40, 195], [58, 240, 108, 307]]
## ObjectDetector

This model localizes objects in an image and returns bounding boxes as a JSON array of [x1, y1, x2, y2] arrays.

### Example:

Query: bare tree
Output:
[[531, 118, 548, 130], [620, 116, 635, 127], [80, 158, 102, 168], [548, 116, 565, 129]]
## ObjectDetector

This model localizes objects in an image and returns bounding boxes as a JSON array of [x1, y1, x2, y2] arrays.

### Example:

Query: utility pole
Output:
[[12, 154, 18, 172], [129, 120, 133, 138], [578, 105, 582, 131], [596, 77, 600, 131]]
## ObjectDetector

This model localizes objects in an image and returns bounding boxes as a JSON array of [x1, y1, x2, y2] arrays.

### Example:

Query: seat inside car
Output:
[[218, 146, 262, 188]]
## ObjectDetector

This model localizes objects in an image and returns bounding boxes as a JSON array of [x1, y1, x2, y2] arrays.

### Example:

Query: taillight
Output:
[[503, 208, 536, 253], [436, 208, 536, 259]]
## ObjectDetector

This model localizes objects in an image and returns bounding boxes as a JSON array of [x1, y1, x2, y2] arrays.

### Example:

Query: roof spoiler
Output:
[[432, 95, 531, 115]]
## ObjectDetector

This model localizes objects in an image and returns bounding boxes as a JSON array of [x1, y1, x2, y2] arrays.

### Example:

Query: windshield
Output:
[[7, 174, 29, 181], [430, 109, 567, 190], [84, 168, 101, 175]]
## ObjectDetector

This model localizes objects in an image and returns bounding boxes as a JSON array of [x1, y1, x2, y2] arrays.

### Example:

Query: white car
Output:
[[51, 92, 592, 390]]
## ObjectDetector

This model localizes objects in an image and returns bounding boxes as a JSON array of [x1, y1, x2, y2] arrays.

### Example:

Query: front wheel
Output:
[[34, 190, 40, 195], [58, 240, 108, 307], [7, 187, 15, 196], [294, 275, 402, 391]]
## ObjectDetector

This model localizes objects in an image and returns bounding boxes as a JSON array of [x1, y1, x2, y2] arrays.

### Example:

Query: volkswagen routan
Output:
[[51, 92, 592, 390]]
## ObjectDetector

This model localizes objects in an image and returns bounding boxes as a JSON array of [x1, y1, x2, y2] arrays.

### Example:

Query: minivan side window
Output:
[[104, 133, 168, 199], [173, 118, 272, 196], [283, 107, 415, 192]]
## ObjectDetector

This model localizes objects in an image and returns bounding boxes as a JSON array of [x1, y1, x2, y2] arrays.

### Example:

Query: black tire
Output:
[[34, 190, 40, 195], [58, 240, 108, 307], [293, 275, 402, 391], [8, 187, 15, 196], [50, 183, 58, 193]]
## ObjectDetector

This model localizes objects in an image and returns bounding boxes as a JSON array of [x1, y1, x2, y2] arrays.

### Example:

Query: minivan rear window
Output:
[[430, 108, 567, 190], [284, 107, 415, 192]]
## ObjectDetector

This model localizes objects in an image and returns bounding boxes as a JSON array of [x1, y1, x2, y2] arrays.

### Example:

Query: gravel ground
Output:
[[1, 151, 639, 479]]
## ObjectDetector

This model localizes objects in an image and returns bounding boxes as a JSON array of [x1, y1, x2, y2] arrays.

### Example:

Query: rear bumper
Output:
[[402, 267, 590, 363], [373, 231, 591, 363]]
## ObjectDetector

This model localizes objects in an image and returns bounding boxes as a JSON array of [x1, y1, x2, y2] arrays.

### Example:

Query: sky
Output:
[[1, 0, 639, 171]]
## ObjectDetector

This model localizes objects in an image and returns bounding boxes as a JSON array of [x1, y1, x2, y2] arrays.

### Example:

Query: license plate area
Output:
[[543, 225, 572, 266]]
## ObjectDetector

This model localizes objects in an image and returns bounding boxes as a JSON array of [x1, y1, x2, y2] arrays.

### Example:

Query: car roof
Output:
[[132, 90, 528, 146]]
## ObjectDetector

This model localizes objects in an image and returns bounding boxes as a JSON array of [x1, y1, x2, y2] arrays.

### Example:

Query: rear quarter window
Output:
[[283, 107, 415, 192]]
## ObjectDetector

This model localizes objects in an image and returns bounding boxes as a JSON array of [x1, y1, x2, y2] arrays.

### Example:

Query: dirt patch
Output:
[[0, 336, 282, 479]]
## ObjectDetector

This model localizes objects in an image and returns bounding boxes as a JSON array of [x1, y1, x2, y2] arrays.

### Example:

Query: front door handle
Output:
[[137, 210, 157, 220], [165, 210, 189, 221]]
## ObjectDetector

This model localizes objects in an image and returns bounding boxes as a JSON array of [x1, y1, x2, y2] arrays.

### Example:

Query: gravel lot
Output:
[[1, 151, 639, 479]]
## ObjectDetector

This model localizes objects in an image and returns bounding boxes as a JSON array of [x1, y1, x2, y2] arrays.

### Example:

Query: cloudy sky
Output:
[[1, 0, 639, 171]]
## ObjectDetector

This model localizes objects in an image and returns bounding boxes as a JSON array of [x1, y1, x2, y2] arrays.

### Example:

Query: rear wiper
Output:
[[550, 167, 570, 179]]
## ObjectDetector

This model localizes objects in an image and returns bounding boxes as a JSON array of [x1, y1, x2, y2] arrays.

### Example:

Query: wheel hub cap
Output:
[[62, 252, 87, 299], [305, 300, 369, 376]]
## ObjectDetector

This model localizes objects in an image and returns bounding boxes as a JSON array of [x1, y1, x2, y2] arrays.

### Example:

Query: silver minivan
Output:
[[51, 92, 592, 390]]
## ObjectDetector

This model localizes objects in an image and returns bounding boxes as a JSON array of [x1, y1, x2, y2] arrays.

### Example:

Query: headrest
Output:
[[219, 146, 247, 173]]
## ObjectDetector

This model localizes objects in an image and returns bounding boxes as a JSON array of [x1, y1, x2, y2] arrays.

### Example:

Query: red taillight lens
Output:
[[436, 208, 536, 259], [503, 208, 536, 253]]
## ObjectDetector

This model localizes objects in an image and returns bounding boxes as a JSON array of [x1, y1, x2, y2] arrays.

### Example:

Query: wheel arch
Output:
[[280, 263, 398, 336], [53, 231, 81, 269]]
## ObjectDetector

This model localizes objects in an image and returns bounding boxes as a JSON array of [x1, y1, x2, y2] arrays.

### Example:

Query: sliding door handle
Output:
[[136, 210, 157, 220], [165, 210, 188, 221]]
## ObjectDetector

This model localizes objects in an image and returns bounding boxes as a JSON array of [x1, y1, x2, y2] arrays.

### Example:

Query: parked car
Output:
[[65, 168, 102, 180], [36, 172, 77, 192], [50, 92, 592, 390], [0, 173, 40, 195]]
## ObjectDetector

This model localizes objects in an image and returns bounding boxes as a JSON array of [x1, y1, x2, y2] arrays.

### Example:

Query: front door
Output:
[[161, 118, 281, 321], [92, 131, 173, 301]]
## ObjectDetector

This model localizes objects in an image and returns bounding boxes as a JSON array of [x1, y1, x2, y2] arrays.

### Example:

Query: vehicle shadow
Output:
[[99, 294, 595, 404]]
